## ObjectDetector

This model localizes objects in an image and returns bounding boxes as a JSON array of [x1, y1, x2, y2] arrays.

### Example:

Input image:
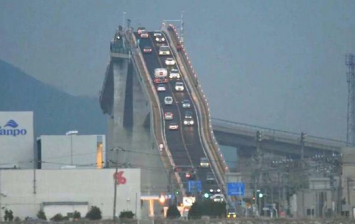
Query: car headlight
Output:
[[191, 121, 194, 125], [184, 121, 187, 125], [227, 214, 230, 218]]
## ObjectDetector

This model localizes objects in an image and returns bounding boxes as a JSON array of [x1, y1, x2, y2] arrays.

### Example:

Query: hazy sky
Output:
[[1, 0, 355, 140]]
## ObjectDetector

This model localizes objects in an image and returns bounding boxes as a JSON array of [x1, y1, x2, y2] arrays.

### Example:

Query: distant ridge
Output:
[[0, 60, 106, 137]]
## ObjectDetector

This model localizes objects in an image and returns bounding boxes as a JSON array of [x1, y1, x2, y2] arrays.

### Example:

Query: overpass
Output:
[[100, 24, 228, 205], [99, 24, 346, 210]]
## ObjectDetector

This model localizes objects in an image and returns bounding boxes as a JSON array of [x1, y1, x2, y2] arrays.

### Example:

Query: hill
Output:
[[0, 60, 106, 137]]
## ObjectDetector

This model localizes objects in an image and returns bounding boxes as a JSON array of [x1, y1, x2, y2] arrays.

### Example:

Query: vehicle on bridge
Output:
[[164, 96, 173, 105], [137, 27, 145, 34], [175, 82, 184, 91], [183, 118, 194, 126], [182, 99, 191, 108], [154, 32, 165, 42], [158, 46, 171, 56], [206, 172, 215, 184], [168, 122, 179, 130], [164, 112, 173, 120], [169, 68, 180, 79], [154, 68, 168, 78], [156, 84, 166, 92], [184, 111, 193, 119], [140, 30, 149, 38], [165, 58, 176, 66], [200, 157, 210, 168], [154, 77, 168, 84], [143, 46, 152, 53]]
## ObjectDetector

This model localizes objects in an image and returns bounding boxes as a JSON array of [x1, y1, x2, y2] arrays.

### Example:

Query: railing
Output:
[[212, 118, 347, 150], [162, 24, 229, 199], [125, 29, 185, 196]]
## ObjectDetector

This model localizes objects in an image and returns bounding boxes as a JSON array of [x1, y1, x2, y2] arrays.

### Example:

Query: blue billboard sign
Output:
[[188, 180, 202, 192], [227, 182, 245, 196]]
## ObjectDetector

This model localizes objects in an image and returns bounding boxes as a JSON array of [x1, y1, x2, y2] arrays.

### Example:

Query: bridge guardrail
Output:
[[163, 24, 229, 198], [212, 118, 346, 151], [125, 29, 185, 196]]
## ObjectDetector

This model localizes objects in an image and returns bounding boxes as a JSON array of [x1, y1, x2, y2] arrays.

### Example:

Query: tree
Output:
[[73, 211, 81, 219], [119, 211, 135, 219], [8, 210, 14, 221], [166, 205, 180, 219], [50, 213, 64, 222], [86, 206, 102, 220], [37, 210, 47, 220]]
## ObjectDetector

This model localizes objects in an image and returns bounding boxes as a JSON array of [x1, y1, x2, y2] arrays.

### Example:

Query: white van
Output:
[[154, 68, 168, 78]]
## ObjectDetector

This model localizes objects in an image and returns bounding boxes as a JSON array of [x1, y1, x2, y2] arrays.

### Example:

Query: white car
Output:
[[164, 96, 173, 105], [154, 33, 166, 42], [164, 112, 173, 120], [159, 46, 170, 56], [154, 68, 168, 78], [156, 84, 166, 92], [169, 69, 180, 79], [165, 58, 176, 66], [182, 99, 191, 108], [168, 123, 179, 130], [175, 82, 184, 91], [140, 31, 149, 38], [183, 118, 194, 126], [200, 157, 210, 168]]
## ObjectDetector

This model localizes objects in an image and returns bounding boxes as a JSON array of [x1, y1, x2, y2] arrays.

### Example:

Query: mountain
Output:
[[0, 60, 106, 137]]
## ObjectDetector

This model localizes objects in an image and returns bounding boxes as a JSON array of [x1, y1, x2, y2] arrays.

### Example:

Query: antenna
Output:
[[346, 54, 355, 146]]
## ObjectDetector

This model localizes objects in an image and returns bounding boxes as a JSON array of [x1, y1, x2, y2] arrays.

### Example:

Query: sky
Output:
[[1, 0, 355, 141]]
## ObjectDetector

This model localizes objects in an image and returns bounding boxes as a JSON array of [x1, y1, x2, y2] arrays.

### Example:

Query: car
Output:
[[159, 46, 171, 56], [200, 157, 210, 168], [176, 43, 183, 51], [168, 123, 179, 130], [165, 58, 176, 66], [169, 68, 180, 79], [153, 32, 162, 37], [184, 111, 193, 119], [156, 84, 166, 92], [143, 46, 152, 53], [164, 96, 173, 105], [164, 112, 173, 120], [206, 172, 215, 183], [183, 118, 194, 126], [175, 82, 184, 91], [182, 99, 191, 108], [154, 33, 166, 42], [153, 78, 168, 84], [211, 194, 225, 202], [137, 27, 146, 34], [154, 68, 168, 78], [140, 30, 149, 38], [227, 211, 237, 219]]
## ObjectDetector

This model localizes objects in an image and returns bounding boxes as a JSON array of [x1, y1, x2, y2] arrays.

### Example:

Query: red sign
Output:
[[113, 171, 127, 185]]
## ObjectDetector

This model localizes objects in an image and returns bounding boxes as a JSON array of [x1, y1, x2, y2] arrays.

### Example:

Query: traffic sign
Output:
[[188, 180, 202, 192], [227, 182, 245, 196]]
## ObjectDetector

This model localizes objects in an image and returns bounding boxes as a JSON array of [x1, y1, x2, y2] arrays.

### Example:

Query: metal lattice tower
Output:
[[346, 54, 355, 146]]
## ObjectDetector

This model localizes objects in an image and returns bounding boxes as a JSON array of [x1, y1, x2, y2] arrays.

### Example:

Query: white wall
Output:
[[0, 168, 141, 220], [39, 135, 105, 169], [0, 111, 34, 169]]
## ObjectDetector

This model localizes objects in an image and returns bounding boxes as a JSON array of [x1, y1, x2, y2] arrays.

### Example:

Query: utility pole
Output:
[[346, 54, 355, 146], [111, 147, 125, 222]]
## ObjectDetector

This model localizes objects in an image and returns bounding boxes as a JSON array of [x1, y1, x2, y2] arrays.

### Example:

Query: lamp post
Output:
[[111, 147, 125, 222]]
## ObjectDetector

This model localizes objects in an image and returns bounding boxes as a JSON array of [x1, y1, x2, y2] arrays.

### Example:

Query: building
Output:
[[341, 147, 355, 219], [0, 111, 34, 169], [0, 169, 141, 220], [36, 133, 105, 169]]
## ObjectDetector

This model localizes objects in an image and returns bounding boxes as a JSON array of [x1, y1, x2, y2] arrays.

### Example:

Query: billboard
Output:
[[0, 111, 34, 169]]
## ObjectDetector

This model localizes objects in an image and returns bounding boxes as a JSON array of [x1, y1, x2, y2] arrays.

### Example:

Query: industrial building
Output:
[[36, 132, 106, 169], [0, 111, 34, 169], [0, 169, 141, 220]]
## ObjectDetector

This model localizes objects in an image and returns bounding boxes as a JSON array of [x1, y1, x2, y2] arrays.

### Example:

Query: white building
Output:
[[36, 133, 106, 169], [0, 169, 141, 220], [0, 111, 34, 169]]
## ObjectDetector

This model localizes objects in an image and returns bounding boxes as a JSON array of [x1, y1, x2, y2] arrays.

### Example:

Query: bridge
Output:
[[99, 24, 346, 214]]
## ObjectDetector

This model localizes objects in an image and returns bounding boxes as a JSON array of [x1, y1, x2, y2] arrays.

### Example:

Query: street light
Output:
[[111, 147, 125, 221]]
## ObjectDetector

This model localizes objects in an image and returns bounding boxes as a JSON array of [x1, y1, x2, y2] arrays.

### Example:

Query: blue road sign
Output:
[[227, 182, 245, 196], [188, 180, 202, 192]]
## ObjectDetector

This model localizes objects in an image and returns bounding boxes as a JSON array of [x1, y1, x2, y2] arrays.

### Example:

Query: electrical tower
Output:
[[346, 54, 355, 146]]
